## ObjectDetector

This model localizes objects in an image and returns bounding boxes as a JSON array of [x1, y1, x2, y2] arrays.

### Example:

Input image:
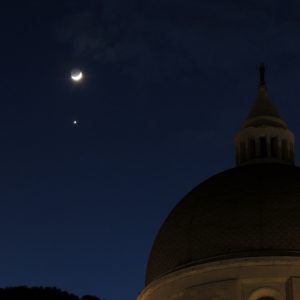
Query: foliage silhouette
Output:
[[0, 286, 100, 300]]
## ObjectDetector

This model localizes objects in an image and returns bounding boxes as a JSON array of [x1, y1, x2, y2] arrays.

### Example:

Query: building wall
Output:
[[139, 257, 300, 300]]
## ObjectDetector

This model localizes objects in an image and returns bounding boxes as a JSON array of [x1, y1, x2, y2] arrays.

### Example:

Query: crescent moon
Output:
[[71, 71, 83, 82]]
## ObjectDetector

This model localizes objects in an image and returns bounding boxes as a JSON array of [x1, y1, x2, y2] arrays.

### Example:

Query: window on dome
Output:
[[290, 142, 294, 161], [240, 142, 246, 162], [270, 137, 278, 158], [248, 138, 256, 159], [282, 139, 288, 161], [260, 136, 267, 157], [248, 287, 281, 300]]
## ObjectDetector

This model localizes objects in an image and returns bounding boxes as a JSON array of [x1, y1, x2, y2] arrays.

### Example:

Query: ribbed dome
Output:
[[146, 163, 300, 285]]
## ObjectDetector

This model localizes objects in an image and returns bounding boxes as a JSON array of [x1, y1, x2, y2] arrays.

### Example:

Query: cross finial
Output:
[[259, 63, 266, 85]]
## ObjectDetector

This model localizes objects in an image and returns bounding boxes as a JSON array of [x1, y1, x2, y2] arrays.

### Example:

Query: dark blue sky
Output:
[[0, 1, 300, 299]]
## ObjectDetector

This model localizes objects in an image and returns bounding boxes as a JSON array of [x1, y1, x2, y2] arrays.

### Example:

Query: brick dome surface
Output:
[[146, 163, 300, 284]]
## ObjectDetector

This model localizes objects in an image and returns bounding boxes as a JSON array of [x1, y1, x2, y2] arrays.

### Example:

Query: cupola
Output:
[[235, 64, 294, 166]]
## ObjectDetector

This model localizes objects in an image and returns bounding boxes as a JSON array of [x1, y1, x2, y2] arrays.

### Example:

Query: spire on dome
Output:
[[235, 64, 295, 166], [244, 63, 284, 126], [259, 63, 265, 85]]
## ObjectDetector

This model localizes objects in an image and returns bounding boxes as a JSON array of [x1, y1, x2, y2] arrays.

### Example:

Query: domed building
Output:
[[138, 65, 300, 300]]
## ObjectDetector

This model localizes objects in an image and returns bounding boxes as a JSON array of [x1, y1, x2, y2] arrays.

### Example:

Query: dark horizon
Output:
[[0, 286, 99, 300]]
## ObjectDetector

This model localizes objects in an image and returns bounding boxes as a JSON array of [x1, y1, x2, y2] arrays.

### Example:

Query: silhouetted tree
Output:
[[0, 286, 101, 300]]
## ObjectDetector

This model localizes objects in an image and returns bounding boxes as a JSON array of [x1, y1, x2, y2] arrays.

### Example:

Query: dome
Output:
[[146, 163, 300, 285]]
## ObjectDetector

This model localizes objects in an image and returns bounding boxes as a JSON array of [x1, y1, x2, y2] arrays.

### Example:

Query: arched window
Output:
[[247, 287, 282, 300]]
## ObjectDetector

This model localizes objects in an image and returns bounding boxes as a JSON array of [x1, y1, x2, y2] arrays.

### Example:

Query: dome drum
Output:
[[140, 257, 299, 300], [235, 126, 294, 166]]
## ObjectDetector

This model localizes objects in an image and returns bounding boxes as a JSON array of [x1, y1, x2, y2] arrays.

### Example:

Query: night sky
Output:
[[1, 1, 300, 299]]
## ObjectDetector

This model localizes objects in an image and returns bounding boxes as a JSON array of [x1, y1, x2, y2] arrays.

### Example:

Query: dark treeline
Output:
[[0, 286, 100, 300]]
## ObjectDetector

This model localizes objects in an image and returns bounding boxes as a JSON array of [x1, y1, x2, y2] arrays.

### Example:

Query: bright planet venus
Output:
[[71, 69, 83, 82]]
